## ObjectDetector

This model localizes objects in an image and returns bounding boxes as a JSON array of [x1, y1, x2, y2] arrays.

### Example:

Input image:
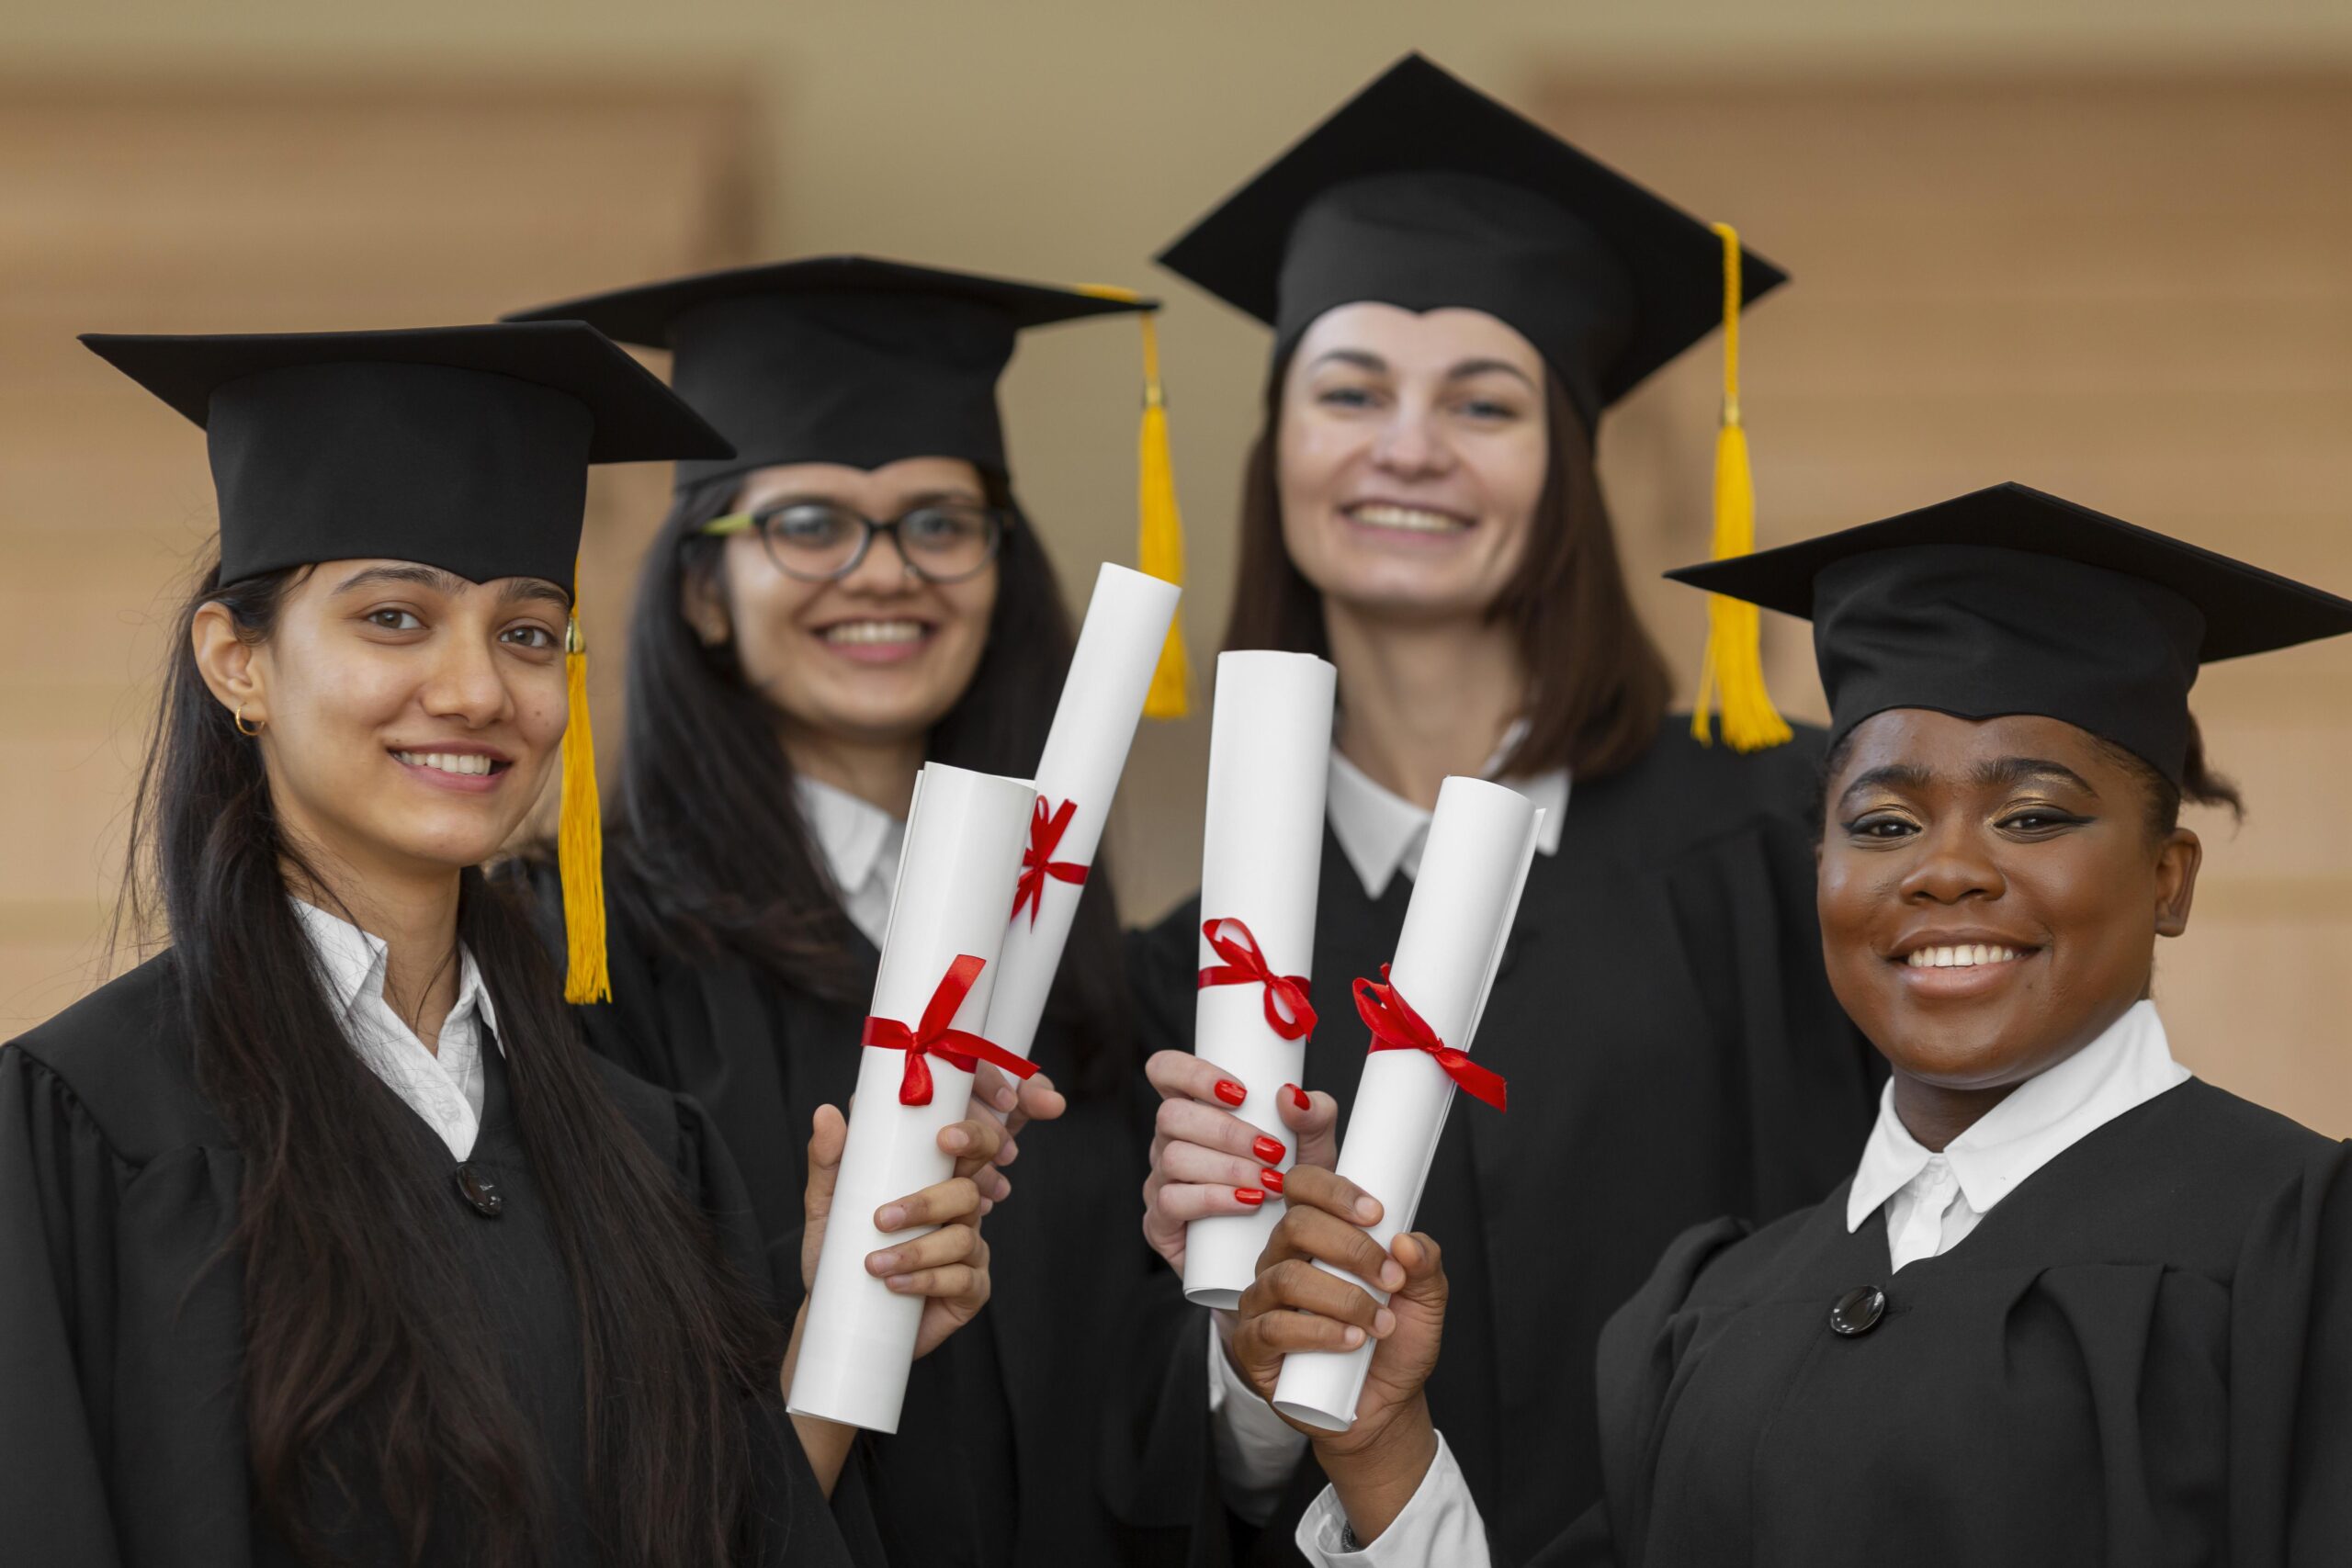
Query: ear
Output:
[[2153, 826, 2201, 939], [190, 601, 266, 724], [680, 553, 733, 649]]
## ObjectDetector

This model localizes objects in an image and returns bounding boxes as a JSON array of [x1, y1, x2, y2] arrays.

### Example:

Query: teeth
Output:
[[822, 620, 927, 646], [1350, 503, 1467, 534], [395, 751, 495, 776], [1905, 944, 2022, 969]]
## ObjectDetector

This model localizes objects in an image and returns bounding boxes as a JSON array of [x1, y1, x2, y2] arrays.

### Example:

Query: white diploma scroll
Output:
[[1182, 649, 1338, 1309], [1271, 774, 1542, 1431], [786, 761, 1037, 1433], [984, 562, 1181, 1062]]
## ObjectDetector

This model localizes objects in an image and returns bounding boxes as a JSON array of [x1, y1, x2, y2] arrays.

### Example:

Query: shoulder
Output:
[[1577, 721, 1827, 863], [2147, 1078, 2341, 1190], [583, 1049, 692, 1160], [5, 952, 225, 1160]]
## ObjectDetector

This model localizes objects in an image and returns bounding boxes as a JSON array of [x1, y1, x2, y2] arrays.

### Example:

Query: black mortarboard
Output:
[[82, 320, 729, 1007], [501, 255, 1156, 492], [79, 322, 730, 588], [1154, 52, 1786, 429], [1668, 481, 2352, 784]]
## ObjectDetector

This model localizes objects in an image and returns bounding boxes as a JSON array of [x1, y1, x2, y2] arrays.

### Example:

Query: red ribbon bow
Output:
[[1012, 796, 1090, 929], [1354, 965, 1507, 1112], [862, 953, 1040, 1107], [1196, 917, 1318, 1041]]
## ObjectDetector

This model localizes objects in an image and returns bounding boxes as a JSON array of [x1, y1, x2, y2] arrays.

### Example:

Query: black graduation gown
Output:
[[1126, 724, 1884, 1564], [1551, 1077, 2352, 1567], [536, 856, 1207, 1568], [0, 950, 870, 1568]]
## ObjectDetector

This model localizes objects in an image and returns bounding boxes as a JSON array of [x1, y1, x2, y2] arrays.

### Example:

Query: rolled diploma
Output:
[[786, 761, 1037, 1433], [1182, 649, 1338, 1309], [985, 563, 1181, 1061], [1271, 775, 1542, 1431]]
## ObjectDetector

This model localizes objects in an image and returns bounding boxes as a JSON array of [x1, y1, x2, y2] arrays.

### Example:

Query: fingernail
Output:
[[877, 1204, 906, 1229], [1252, 1134, 1286, 1164], [1215, 1079, 1247, 1107], [942, 1126, 970, 1152], [995, 1084, 1018, 1111], [1374, 1308, 1396, 1337], [887, 1274, 916, 1292], [1379, 1260, 1406, 1291], [1234, 1187, 1265, 1207], [1287, 1082, 1311, 1111], [1260, 1167, 1284, 1194], [868, 1250, 899, 1274], [1342, 1325, 1365, 1348], [1355, 1197, 1381, 1224]]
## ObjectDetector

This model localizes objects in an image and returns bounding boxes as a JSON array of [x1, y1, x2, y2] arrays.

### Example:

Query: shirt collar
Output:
[[287, 897, 500, 1044], [1846, 999, 2188, 1233], [1325, 718, 1567, 900], [793, 774, 905, 904]]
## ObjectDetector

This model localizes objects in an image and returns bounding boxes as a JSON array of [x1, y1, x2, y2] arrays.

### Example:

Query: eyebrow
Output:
[[497, 578, 573, 611], [1304, 348, 1539, 389], [1838, 754, 2101, 807], [1307, 348, 1387, 375]]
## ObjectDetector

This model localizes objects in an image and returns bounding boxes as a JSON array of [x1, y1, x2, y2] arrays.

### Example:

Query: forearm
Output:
[[1317, 1395, 1440, 1546], [781, 1303, 855, 1497]]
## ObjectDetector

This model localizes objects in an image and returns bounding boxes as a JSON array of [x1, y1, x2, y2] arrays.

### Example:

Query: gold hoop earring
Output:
[[234, 704, 263, 738]]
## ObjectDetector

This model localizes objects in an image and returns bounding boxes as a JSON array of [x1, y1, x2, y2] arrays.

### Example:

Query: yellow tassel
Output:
[[559, 596, 611, 1004], [1690, 221, 1792, 753], [1079, 284, 1190, 719]]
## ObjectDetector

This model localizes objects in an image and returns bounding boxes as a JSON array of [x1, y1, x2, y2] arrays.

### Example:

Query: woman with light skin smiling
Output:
[[1236, 484, 2352, 1566], [503, 260, 1198, 1566], [0, 324, 1007, 1568], [1126, 56, 1880, 1563]]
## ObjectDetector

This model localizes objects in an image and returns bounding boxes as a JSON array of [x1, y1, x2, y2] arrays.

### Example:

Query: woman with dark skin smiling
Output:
[[1127, 55, 1879, 1564], [1232, 483, 2352, 1566], [502, 260, 1194, 1566], [0, 325, 1009, 1568]]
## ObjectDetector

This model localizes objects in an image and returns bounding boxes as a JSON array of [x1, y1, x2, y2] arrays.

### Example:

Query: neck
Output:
[[282, 837, 465, 1044], [1325, 599, 1527, 811], [1888, 1072, 2022, 1154], [782, 725, 924, 820]]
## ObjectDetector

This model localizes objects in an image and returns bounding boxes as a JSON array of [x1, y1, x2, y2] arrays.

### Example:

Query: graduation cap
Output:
[[1155, 52, 1793, 749], [503, 256, 1193, 716], [1668, 481, 2352, 784], [80, 321, 729, 1004]]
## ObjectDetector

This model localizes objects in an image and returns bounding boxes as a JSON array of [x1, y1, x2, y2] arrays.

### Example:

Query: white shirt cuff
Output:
[[1206, 1313, 1310, 1524], [1294, 1431, 1488, 1568]]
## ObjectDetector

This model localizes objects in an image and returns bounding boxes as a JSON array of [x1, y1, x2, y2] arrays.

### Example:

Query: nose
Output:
[[416, 626, 515, 729], [837, 524, 919, 596], [1369, 398, 1453, 480], [1898, 819, 2006, 907]]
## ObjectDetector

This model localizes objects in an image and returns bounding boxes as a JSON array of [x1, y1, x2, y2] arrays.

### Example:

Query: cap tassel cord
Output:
[[1135, 311, 1192, 718], [1690, 221, 1792, 752], [560, 580, 611, 1004]]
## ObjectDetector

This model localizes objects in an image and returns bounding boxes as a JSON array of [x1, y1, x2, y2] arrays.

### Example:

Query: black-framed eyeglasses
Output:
[[701, 497, 1009, 584]]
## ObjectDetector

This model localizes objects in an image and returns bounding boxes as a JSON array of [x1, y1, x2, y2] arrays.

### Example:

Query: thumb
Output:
[[1389, 1231, 1448, 1311], [804, 1103, 847, 1226], [1277, 1084, 1341, 1168]]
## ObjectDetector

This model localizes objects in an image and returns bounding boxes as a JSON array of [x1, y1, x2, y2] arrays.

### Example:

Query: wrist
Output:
[[1319, 1394, 1437, 1546]]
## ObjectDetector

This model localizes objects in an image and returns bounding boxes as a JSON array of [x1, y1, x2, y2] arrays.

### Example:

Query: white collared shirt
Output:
[[793, 775, 906, 949], [1324, 722, 1568, 901], [288, 898, 501, 1161], [1284, 1000, 2196, 1567], [1848, 998, 2189, 1270], [1210, 724, 1569, 1523]]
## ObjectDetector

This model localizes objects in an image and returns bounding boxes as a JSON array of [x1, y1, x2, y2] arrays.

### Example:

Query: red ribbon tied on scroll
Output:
[[861, 953, 1041, 1106], [1353, 965, 1508, 1112], [1011, 796, 1090, 929], [1196, 917, 1318, 1042]]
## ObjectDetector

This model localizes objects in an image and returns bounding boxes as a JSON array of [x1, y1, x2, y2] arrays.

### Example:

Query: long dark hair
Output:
[[1222, 356, 1672, 783], [119, 558, 784, 1568], [610, 471, 1135, 1097]]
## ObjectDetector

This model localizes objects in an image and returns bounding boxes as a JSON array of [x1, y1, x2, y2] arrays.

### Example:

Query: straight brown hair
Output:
[[1220, 357, 1671, 783]]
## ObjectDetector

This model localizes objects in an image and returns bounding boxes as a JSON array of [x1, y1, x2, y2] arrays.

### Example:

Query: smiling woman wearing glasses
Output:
[[501, 258, 1189, 1566]]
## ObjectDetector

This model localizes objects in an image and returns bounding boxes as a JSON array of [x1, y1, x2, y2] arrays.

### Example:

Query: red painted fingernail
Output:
[[1252, 1134, 1285, 1164], [1214, 1079, 1247, 1107], [1234, 1187, 1265, 1207], [1260, 1167, 1284, 1194], [1287, 1082, 1311, 1111]]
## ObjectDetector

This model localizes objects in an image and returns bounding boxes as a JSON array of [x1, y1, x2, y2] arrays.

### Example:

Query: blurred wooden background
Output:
[[3, 66, 2346, 1133]]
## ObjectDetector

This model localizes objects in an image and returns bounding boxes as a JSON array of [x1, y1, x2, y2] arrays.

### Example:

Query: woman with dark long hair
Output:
[[1125, 56, 1883, 1562], [501, 259, 1190, 1565], [0, 323, 1004, 1567], [1231, 484, 2352, 1564]]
